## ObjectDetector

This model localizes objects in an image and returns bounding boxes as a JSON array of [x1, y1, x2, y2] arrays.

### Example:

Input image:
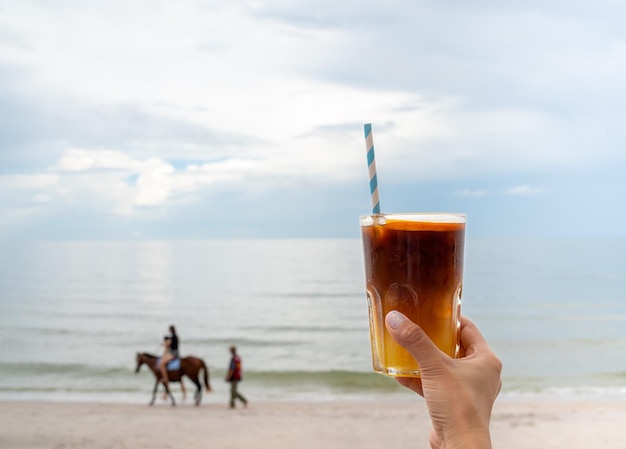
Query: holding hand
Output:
[[385, 311, 502, 449]]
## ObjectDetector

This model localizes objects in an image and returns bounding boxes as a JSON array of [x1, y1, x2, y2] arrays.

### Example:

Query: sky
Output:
[[1, 0, 625, 240]]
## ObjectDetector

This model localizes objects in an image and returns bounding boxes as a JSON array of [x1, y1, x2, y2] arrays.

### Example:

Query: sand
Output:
[[0, 398, 624, 449]]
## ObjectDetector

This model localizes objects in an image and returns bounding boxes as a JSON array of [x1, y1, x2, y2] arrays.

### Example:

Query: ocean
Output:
[[0, 238, 625, 404]]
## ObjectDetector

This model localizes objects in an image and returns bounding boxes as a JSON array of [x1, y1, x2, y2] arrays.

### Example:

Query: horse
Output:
[[135, 353, 211, 406]]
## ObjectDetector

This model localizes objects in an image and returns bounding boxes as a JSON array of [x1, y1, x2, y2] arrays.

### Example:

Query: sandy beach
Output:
[[1, 398, 624, 449]]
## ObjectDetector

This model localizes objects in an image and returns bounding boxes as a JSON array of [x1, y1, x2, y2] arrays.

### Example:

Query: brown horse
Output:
[[135, 353, 211, 406]]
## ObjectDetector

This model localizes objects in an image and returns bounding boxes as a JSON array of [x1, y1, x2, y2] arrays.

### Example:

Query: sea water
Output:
[[0, 238, 625, 404]]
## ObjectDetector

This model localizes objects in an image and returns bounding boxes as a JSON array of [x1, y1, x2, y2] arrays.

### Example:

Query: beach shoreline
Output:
[[1, 397, 624, 449]]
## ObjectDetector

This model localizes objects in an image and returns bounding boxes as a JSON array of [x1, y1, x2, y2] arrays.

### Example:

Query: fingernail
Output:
[[386, 310, 405, 330]]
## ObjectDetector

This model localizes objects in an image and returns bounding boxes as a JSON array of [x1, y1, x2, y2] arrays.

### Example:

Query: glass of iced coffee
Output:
[[360, 213, 466, 377]]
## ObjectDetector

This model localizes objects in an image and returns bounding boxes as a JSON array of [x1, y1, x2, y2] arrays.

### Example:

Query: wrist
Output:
[[442, 397, 493, 449], [444, 427, 492, 449], [447, 437, 491, 449]]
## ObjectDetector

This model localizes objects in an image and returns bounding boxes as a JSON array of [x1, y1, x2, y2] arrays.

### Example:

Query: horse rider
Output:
[[159, 325, 179, 388]]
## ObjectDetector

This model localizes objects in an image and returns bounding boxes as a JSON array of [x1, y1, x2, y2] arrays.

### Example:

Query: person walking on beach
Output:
[[159, 325, 179, 388], [225, 345, 248, 409]]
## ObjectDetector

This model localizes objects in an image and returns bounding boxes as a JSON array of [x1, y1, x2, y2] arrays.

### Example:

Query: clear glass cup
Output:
[[360, 213, 466, 377]]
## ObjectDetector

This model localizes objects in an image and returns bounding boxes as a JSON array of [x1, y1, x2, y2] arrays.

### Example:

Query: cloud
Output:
[[452, 189, 489, 198], [46, 149, 198, 213], [504, 185, 548, 196], [0, 173, 59, 190], [247, 0, 392, 31], [1, 1, 625, 238], [2, 146, 337, 219], [3, 0, 625, 178], [0, 173, 60, 233], [0, 86, 264, 168], [53, 148, 143, 172]]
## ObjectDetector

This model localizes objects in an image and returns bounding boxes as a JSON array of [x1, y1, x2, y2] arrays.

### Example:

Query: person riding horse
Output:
[[159, 325, 179, 388], [160, 336, 186, 400]]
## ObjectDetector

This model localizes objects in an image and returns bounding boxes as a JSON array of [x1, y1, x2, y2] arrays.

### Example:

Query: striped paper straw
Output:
[[363, 123, 381, 214]]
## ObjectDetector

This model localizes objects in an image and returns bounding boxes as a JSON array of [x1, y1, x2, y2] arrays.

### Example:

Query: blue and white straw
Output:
[[363, 123, 381, 214]]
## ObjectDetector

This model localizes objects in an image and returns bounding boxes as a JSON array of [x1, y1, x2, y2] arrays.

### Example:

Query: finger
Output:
[[459, 316, 488, 356], [385, 311, 444, 369], [395, 376, 424, 397]]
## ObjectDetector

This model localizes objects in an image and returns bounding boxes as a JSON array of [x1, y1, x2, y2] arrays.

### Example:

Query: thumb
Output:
[[385, 311, 444, 370]]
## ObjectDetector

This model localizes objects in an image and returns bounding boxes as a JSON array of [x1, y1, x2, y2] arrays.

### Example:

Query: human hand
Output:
[[385, 311, 502, 449]]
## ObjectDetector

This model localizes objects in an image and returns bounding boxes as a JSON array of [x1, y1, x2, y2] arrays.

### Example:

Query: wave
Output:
[[183, 337, 306, 347], [501, 371, 626, 396], [591, 371, 626, 379], [265, 292, 362, 299], [501, 385, 626, 398], [0, 386, 144, 393], [238, 324, 366, 333], [239, 370, 403, 393], [0, 362, 400, 394], [3, 362, 626, 399], [0, 362, 133, 378], [11, 326, 126, 337]]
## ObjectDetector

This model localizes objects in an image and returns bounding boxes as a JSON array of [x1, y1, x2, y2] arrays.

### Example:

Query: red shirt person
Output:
[[225, 345, 248, 408]]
